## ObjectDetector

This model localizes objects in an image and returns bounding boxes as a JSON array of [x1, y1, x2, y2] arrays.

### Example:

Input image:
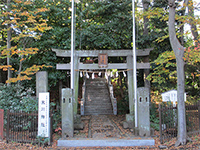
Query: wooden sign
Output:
[[98, 53, 108, 68]]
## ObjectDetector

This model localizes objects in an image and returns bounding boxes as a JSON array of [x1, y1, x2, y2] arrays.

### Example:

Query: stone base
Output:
[[74, 123, 84, 130], [134, 127, 139, 136], [126, 114, 134, 122], [123, 121, 134, 129], [74, 114, 84, 130], [122, 114, 134, 129], [57, 138, 155, 147], [134, 127, 154, 137]]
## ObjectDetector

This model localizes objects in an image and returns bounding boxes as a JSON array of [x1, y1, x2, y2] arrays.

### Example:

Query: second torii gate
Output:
[[52, 48, 153, 117]]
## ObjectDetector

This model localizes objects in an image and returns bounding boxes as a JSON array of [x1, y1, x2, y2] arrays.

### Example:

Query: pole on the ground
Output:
[[71, 0, 75, 90], [132, 0, 137, 128]]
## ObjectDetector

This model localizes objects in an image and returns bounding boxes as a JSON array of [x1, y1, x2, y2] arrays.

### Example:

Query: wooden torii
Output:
[[52, 48, 153, 116]]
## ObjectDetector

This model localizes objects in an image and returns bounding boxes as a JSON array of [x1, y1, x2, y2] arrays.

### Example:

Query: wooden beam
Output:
[[52, 48, 153, 57], [56, 63, 150, 70]]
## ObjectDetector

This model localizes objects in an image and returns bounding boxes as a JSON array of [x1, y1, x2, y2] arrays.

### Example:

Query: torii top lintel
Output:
[[52, 48, 153, 57]]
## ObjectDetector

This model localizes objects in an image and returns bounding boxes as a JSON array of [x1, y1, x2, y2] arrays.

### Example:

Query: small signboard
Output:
[[98, 53, 108, 68], [38, 92, 50, 138], [161, 90, 186, 106]]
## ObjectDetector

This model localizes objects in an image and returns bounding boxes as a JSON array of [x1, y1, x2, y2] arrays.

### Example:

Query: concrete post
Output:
[[137, 87, 150, 136], [62, 88, 74, 138], [36, 71, 48, 99]]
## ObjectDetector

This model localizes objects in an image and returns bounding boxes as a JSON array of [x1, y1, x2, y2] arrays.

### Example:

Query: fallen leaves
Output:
[[1, 115, 200, 149]]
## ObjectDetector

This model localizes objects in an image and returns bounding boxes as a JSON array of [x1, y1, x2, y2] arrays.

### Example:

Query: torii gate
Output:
[[57, 1, 151, 139], [52, 48, 153, 117]]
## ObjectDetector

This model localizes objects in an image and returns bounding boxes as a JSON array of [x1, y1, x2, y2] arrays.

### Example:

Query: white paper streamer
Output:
[[92, 73, 94, 79], [105, 73, 108, 79], [111, 72, 113, 77], [80, 72, 83, 77], [116, 71, 118, 77], [98, 72, 101, 76], [123, 71, 126, 77], [86, 72, 89, 78]]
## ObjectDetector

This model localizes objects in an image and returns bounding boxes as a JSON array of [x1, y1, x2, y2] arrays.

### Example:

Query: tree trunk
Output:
[[142, 0, 150, 35], [168, 0, 187, 146], [7, 0, 11, 83], [187, 0, 199, 45], [142, 0, 151, 89]]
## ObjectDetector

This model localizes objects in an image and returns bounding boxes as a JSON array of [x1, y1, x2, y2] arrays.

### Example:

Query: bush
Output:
[[150, 101, 159, 130], [0, 83, 38, 124], [50, 102, 61, 131]]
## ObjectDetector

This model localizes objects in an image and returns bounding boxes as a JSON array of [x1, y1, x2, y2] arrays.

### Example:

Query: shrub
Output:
[[0, 83, 38, 125]]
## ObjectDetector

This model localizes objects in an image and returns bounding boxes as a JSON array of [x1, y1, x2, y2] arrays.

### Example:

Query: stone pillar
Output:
[[59, 80, 63, 109], [36, 71, 48, 99], [137, 87, 150, 136], [143, 56, 150, 90], [73, 55, 80, 115], [127, 55, 134, 114], [62, 88, 74, 138], [122, 56, 134, 129]]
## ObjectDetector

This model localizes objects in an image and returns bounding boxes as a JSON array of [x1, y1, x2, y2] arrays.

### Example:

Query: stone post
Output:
[[127, 55, 134, 114], [143, 56, 150, 89], [59, 80, 63, 110], [122, 56, 134, 129], [36, 71, 48, 99], [62, 88, 74, 138], [74, 55, 80, 115], [73, 55, 83, 129], [137, 87, 150, 136]]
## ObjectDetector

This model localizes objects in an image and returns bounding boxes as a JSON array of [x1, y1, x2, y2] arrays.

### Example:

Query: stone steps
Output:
[[85, 105, 112, 108], [84, 78, 113, 115]]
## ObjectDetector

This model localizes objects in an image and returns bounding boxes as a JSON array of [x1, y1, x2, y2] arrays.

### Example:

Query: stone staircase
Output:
[[84, 78, 113, 115]]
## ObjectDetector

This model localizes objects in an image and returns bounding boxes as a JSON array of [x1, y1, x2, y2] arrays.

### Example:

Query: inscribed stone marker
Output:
[[62, 88, 74, 138], [137, 87, 150, 136], [36, 71, 48, 99]]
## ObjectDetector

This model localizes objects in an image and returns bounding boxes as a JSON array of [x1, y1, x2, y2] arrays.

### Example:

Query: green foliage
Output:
[[112, 72, 129, 114], [36, 136, 50, 147], [0, 83, 38, 115], [147, 50, 176, 92], [150, 102, 159, 131], [148, 44, 200, 101], [0, 83, 38, 127], [0, 0, 52, 83], [77, 0, 133, 50], [50, 102, 61, 131], [117, 93, 129, 114]]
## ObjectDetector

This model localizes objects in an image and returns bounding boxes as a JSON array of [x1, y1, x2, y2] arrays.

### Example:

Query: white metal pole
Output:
[[132, 0, 138, 128], [71, 0, 75, 90]]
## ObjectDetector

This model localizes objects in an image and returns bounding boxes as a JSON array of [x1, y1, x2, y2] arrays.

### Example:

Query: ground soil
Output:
[[1, 115, 200, 150]]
